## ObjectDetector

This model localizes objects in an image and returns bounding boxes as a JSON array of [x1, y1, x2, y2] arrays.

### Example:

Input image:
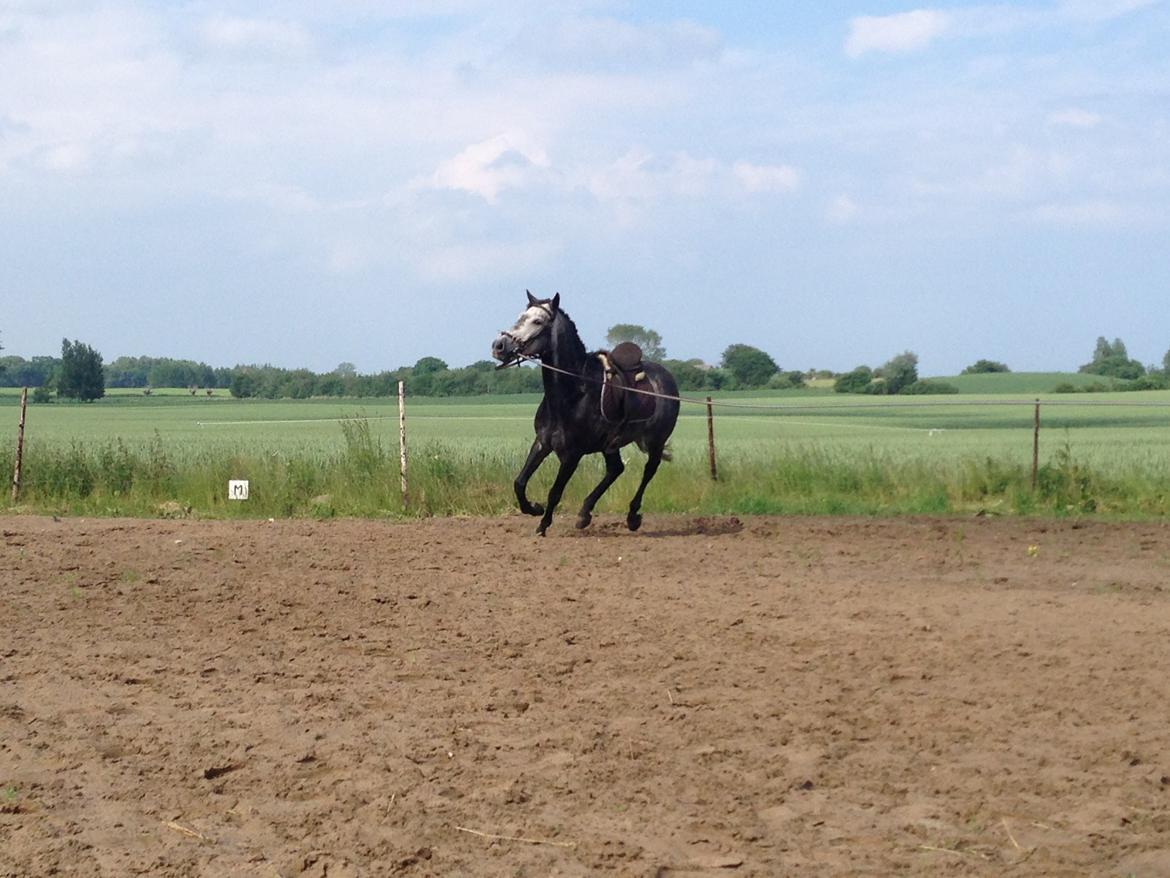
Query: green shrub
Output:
[[900, 380, 960, 395]]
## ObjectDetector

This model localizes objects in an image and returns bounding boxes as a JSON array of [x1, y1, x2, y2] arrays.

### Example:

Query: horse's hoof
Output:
[[575, 512, 592, 530], [522, 502, 544, 517], [627, 513, 643, 532], [535, 522, 549, 537]]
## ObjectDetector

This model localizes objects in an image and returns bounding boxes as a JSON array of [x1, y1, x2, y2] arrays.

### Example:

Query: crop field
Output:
[[3, 377, 1170, 519]]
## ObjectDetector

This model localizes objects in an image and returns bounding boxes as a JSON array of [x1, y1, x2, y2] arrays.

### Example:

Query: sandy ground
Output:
[[3, 513, 1170, 877]]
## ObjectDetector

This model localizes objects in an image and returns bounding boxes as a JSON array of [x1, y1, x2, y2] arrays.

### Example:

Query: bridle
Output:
[[496, 303, 555, 368]]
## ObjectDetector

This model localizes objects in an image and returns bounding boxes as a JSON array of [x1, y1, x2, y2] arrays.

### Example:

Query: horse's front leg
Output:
[[575, 450, 624, 530], [536, 450, 583, 536], [626, 446, 665, 532], [515, 438, 552, 516]]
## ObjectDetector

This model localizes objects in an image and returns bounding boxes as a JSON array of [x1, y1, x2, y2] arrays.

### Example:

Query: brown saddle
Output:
[[599, 342, 656, 423]]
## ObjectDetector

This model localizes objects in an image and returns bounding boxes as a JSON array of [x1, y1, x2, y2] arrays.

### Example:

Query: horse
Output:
[[491, 291, 680, 536]]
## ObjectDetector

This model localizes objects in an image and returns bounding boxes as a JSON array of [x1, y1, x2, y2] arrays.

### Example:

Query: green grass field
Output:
[[3, 374, 1170, 519], [935, 371, 1128, 393]]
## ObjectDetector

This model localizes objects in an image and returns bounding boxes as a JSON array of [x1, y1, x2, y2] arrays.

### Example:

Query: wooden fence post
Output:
[[706, 396, 718, 481], [11, 387, 28, 503], [398, 380, 409, 509], [1031, 399, 1040, 491]]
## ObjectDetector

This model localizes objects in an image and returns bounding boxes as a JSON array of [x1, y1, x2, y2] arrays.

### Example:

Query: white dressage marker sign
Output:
[[228, 479, 250, 501]]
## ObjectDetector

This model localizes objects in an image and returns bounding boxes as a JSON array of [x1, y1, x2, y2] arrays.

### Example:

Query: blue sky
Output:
[[2, 0, 1168, 375]]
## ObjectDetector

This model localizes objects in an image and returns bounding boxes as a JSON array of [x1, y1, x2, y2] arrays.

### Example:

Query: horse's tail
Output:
[[636, 438, 672, 462]]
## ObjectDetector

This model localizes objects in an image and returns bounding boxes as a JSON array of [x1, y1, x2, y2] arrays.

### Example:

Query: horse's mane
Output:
[[551, 307, 588, 365]]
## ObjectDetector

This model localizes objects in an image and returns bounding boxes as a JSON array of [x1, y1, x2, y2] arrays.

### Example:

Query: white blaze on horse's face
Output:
[[493, 302, 554, 361], [510, 304, 552, 348]]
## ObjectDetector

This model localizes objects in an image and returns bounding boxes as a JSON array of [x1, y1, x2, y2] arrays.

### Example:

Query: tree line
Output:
[[3, 330, 1169, 402]]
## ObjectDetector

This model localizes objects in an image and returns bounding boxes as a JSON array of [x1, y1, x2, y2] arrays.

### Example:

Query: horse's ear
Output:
[[550, 292, 560, 313], [526, 290, 538, 306]]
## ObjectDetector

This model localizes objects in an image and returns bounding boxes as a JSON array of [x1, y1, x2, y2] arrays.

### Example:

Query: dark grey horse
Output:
[[491, 291, 680, 536]]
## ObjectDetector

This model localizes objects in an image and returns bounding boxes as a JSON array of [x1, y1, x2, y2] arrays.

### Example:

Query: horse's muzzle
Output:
[[492, 333, 517, 363]]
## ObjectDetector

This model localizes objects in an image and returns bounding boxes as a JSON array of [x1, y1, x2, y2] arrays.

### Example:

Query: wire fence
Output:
[[470, 358, 1170, 491], [9, 375, 1170, 509]]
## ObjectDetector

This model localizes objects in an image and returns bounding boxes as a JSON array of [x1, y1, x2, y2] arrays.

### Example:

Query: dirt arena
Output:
[[3, 513, 1170, 877]]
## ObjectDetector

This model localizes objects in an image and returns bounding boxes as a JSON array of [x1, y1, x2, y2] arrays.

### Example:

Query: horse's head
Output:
[[492, 290, 561, 365]]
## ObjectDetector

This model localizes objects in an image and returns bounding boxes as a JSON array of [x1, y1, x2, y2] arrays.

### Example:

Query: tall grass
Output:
[[4, 426, 1169, 519]]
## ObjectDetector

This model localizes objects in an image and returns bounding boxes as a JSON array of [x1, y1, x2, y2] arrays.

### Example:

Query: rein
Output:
[[508, 353, 687, 405]]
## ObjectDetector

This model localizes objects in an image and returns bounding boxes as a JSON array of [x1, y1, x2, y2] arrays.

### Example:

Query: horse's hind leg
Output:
[[575, 451, 624, 530], [626, 446, 664, 532], [515, 438, 552, 516]]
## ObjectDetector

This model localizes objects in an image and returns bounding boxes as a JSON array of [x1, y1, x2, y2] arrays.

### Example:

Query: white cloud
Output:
[[41, 142, 90, 173], [514, 16, 722, 71], [587, 148, 654, 202], [733, 161, 800, 194], [1027, 199, 1127, 224], [201, 15, 313, 56], [412, 238, 563, 283], [671, 153, 721, 196], [908, 146, 1079, 201], [826, 194, 860, 223], [424, 133, 552, 202], [1058, 0, 1161, 23], [844, 1, 1159, 58], [845, 10, 950, 58], [588, 151, 797, 206], [1047, 108, 1103, 128]]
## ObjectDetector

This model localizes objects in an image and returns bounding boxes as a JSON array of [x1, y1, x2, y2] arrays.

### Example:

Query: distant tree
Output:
[[1162, 347, 1170, 375], [1080, 336, 1145, 380], [333, 362, 357, 378], [606, 324, 666, 361], [0, 356, 58, 387], [877, 351, 919, 395], [408, 371, 434, 394], [1092, 336, 1113, 363], [721, 344, 779, 388], [661, 358, 709, 391], [962, 359, 1010, 374], [105, 356, 216, 388], [148, 360, 210, 388], [767, 370, 806, 390], [230, 369, 259, 398], [57, 338, 105, 401], [705, 367, 738, 391], [105, 355, 151, 387], [834, 366, 873, 394], [413, 356, 448, 375]]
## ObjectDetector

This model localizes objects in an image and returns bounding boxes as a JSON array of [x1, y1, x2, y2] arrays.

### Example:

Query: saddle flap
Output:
[[600, 349, 655, 424]]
